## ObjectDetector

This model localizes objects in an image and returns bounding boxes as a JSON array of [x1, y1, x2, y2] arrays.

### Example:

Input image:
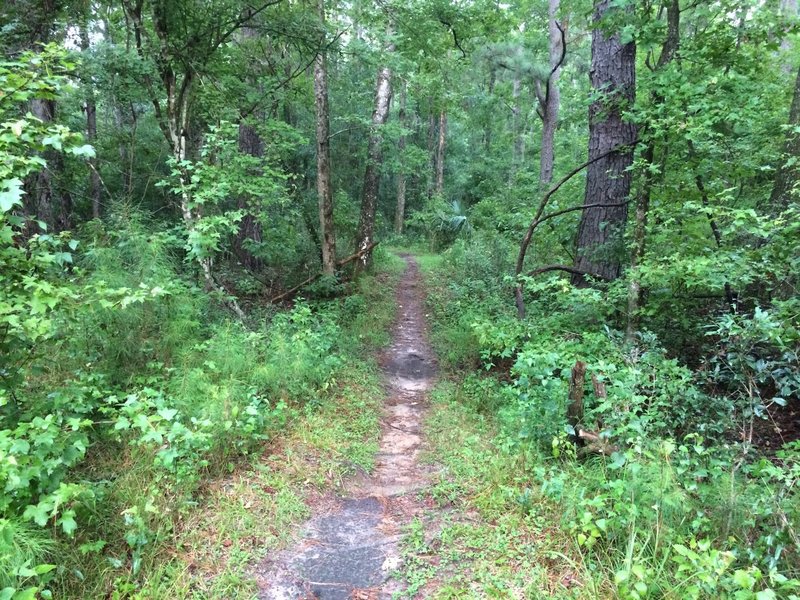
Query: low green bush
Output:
[[419, 240, 800, 599]]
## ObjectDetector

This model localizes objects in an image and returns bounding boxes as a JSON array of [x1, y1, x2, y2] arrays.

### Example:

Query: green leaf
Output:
[[41, 134, 62, 150], [59, 512, 78, 536], [33, 564, 56, 575], [157, 408, 178, 421], [0, 178, 24, 212], [69, 144, 95, 158], [23, 501, 53, 527], [733, 569, 755, 590]]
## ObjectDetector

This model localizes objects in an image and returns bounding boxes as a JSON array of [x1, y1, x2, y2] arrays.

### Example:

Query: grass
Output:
[[47, 251, 406, 599], [152, 253, 405, 598], [391, 253, 598, 598], [163, 371, 384, 598], [406, 245, 800, 599], [393, 380, 596, 599]]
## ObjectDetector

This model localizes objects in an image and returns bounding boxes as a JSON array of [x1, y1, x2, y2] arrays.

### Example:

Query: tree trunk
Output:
[[511, 75, 524, 171], [572, 0, 637, 286], [435, 110, 447, 195], [126, 0, 244, 318], [355, 59, 393, 269], [625, 0, 679, 343], [427, 109, 436, 198], [314, 0, 336, 275], [235, 116, 264, 271], [770, 65, 800, 208], [567, 361, 587, 436], [395, 82, 407, 234], [79, 8, 102, 220], [18, 0, 72, 232], [539, 0, 563, 187]]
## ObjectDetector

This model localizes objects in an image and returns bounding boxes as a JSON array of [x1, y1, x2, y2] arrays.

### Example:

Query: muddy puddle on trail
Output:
[[254, 255, 437, 599]]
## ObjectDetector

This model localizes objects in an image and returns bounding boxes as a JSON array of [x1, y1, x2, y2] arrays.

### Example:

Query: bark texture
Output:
[[314, 1, 336, 275], [770, 65, 800, 208], [435, 110, 447, 195], [79, 10, 102, 219], [537, 0, 563, 187], [355, 60, 393, 268], [394, 83, 407, 234], [572, 0, 637, 286]]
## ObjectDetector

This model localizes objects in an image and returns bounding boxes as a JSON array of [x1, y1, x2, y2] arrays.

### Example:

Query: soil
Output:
[[254, 254, 438, 599]]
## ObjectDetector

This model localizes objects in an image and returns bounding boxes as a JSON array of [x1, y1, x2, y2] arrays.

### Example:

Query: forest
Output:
[[1, 0, 799, 597]]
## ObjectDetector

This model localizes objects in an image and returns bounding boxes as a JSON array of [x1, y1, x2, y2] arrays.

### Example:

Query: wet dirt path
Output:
[[256, 254, 437, 599]]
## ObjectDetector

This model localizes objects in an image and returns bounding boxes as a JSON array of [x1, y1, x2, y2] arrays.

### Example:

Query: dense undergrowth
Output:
[[411, 241, 800, 599], [1, 206, 404, 598]]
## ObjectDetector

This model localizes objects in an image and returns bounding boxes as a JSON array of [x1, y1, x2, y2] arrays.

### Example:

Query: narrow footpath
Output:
[[256, 254, 437, 599]]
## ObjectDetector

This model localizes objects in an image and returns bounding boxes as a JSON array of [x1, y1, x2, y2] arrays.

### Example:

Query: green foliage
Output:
[[708, 306, 800, 444], [420, 240, 800, 598]]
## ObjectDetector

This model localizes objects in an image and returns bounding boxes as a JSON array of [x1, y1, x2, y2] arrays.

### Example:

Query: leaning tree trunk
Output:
[[314, 0, 336, 275], [435, 110, 447, 195], [395, 82, 407, 234], [770, 64, 800, 208], [538, 0, 563, 187], [355, 59, 393, 270], [572, 0, 637, 286]]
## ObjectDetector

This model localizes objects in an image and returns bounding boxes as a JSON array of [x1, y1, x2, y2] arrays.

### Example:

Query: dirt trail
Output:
[[255, 254, 437, 599]]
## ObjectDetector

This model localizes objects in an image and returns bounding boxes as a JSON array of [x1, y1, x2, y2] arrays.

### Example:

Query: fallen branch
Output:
[[527, 264, 611, 280], [269, 240, 380, 304], [577, 428, 618, 456]]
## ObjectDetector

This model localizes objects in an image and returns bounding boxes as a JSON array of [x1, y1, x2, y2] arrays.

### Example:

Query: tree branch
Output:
[[438, 18, 467, 59], [544, 21, 567, 106], [514, 139, 641, 318], [515, 140, 640, 279], [526, 264, 611, 280], [269, 241, 380, 303], [239, 29, 347, 120]]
